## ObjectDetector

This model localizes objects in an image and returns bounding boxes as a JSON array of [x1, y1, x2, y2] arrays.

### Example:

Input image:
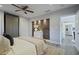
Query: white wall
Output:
[[0, 11, 4, 35], [29, 5, 79, 45], [19, 17, 29, 37], [50, 15, 60, 44], [28, 20, 32, 36]]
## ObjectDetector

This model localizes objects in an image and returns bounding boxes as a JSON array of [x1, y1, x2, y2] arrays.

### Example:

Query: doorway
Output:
[[60, 15, 76, 54], [60, 15, 75, 45], [4, 13, 19, 37]]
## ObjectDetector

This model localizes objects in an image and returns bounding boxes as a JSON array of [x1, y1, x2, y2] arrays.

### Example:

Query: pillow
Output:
[[0, 35, 10, 54], [3, 33, 14, 46]]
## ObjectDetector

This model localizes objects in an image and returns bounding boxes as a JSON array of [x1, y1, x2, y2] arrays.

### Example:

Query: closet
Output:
[[4, 13, 19, 37]]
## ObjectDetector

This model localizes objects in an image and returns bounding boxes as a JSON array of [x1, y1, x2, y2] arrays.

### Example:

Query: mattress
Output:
[[0, 35, 47, 55], [7, 38, 36, 55], [18, 37, 47, 55]]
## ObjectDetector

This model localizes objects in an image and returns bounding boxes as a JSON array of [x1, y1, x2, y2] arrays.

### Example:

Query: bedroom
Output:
[[0, 4, 79, 55]]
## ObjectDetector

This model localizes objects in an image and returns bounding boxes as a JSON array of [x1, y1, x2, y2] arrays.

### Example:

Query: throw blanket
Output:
[[18, 37, 47, 55]]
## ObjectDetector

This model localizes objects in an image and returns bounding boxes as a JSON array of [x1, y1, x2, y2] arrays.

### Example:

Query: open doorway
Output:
[[60, 15, 75, 46]]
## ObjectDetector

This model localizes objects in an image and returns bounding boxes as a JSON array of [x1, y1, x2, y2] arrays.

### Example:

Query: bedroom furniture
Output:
[[7, 37, 47, 55], [8, 38, 36, 55], [0, 36, 36, 55], [18, 37, 47, 55], [0, 35, 47, 55]]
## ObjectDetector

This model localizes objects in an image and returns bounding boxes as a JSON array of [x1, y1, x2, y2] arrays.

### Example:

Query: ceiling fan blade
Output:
[[11, 4, 22, 9], [22, 6, 28, 10], [24, 12, 27, 14], [15, 10, 21, 12], [26, 10, 34, 13], [11, 4, 34, 14]]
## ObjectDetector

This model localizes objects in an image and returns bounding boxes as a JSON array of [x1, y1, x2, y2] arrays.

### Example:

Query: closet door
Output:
[[4, 13, 19, 37]]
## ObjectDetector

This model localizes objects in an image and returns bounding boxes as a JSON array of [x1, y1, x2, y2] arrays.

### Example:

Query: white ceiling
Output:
[[0, 4, 76, 19]]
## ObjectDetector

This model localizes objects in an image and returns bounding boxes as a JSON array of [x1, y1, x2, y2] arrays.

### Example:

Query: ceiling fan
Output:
[[11, 4, 34, 14]]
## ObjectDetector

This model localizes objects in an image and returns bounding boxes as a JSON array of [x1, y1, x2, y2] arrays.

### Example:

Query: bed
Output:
[[0, 35, 47, 55], [18, 37, 47, 55], [8, 38, 37, 55]]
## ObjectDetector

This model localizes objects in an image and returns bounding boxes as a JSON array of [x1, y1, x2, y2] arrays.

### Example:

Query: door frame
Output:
[[60, 15, 75, 45], [4, 12, 19, 36]]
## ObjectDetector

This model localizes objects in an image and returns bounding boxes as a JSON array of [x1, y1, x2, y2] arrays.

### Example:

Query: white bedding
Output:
[[18, 37, 47, 55], [7, 38, 36, 55], [0, 35, 47, 55]]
